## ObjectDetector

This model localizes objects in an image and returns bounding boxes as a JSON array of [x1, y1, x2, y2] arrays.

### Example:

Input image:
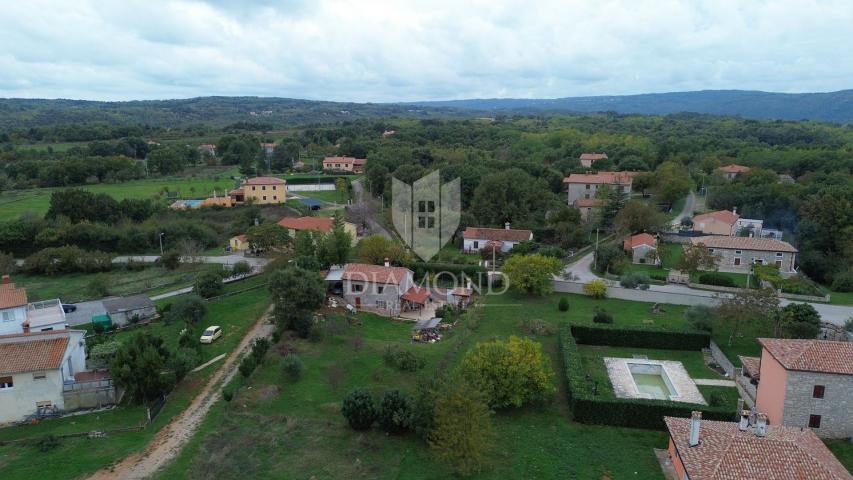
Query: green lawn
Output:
[[155, 292, 699, 479], [296, 189, 349, 203], [828, 290, 853, 306], [826, 440, 853, 473], [0, 286, 272, 480]]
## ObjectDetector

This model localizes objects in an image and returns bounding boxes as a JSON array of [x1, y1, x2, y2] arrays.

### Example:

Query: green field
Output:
[[0, 284, 272, 480]]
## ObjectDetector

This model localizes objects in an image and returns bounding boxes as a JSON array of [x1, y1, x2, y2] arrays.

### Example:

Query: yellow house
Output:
[[230, 234, 249, 251], [277, 216, 359, 246], [231, 177, 287, 205]]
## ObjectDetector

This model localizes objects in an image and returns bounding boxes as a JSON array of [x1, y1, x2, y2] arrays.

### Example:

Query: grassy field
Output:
[[826, 440, 853, 473], [153, 292, 704, 479], [0, 284, 272, 480], [12, 264, 222, 303]]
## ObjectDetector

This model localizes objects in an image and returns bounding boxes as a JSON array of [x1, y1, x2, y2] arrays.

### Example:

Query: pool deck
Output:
[[604, 357, 707, 405]]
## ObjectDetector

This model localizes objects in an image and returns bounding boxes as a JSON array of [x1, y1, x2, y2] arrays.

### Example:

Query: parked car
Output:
[[199, 325, 222, 344], [61, 304, 77, 313]]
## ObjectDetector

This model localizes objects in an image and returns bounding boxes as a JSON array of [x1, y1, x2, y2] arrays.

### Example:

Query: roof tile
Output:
[[689, 236, 797, 253], [759, 338, 853, 375], [0, 337, 69, 375], [462, 227, 532, 242]]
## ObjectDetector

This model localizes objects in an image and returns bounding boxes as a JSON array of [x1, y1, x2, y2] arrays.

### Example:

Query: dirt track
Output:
[[88, 306, 275, 480]]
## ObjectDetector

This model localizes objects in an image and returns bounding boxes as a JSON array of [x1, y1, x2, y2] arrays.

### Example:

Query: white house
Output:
[[0, 275, 66, 335], [462, 224, 534, 253], [563, 171, 638, 205], [0, 329, 87, 425]]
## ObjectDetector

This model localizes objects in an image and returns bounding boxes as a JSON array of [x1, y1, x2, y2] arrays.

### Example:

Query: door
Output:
[[355, 297, 361, 309], [775, 260, 783, 268], [734, 257, 741, 266]]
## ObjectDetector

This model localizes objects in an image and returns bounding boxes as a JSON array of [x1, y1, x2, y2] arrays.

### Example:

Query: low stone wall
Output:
[[777, 290, 830, 303], [708, 340, 735, 377], [687, 282, 745, 294]]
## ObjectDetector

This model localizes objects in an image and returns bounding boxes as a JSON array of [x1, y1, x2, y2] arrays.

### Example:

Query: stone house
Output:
[[716, 163, 751, 180], [692, 209, 739, 236], [572, 198, 601, 221], [664, 413, 851, 480], [462, 224, 533, 253], [622, 233, 658, 264], [340, 262, 419, 316], [563, 171, 637, 205], [751, 338, 853, 439], [579, 152, 608, 168], [102, 295, 157, 327], [689, 236, 797, 274], [322, 156, 367, 174]]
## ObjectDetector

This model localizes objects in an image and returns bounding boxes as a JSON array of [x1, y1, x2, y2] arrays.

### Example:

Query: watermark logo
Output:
[[391, 170, 460, 261]]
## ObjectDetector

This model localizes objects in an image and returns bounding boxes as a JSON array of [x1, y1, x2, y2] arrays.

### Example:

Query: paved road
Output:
[[671, 190, 696, 226], [351, 179, 395, 240], [561, 251, 598, 282]]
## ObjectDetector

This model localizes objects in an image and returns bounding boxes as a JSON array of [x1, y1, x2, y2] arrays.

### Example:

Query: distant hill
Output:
[[409, 90, 853, 123]]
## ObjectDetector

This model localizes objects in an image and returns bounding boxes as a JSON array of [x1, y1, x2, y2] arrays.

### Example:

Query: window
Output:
[[262, 185, 266, 190], [376, 300, 387, 309], [262, 196, 267, 201], [734, 257, 741, 266], [585, 184, 591, 190], [418, 216, 426, 228], [353, 284, 363, 292], [33, 372, 46, 380], [252, 186, 256, 191], [775, 252, 783, 257], [273, 196, 277, 200], [472, 241, 479, 249], [708, 248, 715, 253], [36, 400, 52, 408], [428, 217, 435, 228], [584, 193, 590, 199], [377, 286, 384, 294], [809, 415, 822, 428], [813, 385, 825, 398], [1, 311, 13, 322], [0, 376, 12, 389], [735, 250, 742, 255]]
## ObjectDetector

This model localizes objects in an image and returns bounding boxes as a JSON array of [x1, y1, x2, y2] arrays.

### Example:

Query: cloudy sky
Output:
[[1, 0, 851, 102]]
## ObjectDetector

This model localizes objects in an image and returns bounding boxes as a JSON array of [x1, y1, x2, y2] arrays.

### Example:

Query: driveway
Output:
[[64, 299, 107, 326], [671, 191, 696, 226], [560, 251, 598, 282], [351, 179, 395, 240]]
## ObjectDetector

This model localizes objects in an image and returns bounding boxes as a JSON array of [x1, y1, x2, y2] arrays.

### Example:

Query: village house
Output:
[[332, 262, 428, 316], [1, 275, 66, 335], [197, 144, 216, 156], [664, 412, 851, 480], [746, 338, 853, 439], [277, 216, 358, 245], [692, 208, 763, 237], [229, 176, 287, 205], [716, 163, 751, 180], [462, 224, 533, 253], [563, 171, 637, 205], [579, 152, 608, 168], [259, 142, 276, 156], [229, 234, 249, 252], [572, 198, 602, 221], [102, 295, 157, 327], [689, 236, 798, 274], [322, 156, 367, 174], [622, 233, 658, 264]]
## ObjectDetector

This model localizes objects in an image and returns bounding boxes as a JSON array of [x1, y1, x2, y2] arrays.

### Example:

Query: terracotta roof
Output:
[[665, 416, 851, 480], [322, 156, 365, 164], [277, 216, 334, 233], [573, 198, 603, 207], [242, 176, 286, 186], [450, 287, 472, 297], [689, 236, 798, 253], [352, 158, 367, 165], [0, 329, 74, 340], [342, 263, 412, 285], [579, 152, 608, 161], [0, 337, 69, 375], [462, 227, 532, 242], [401, 286, 431, 305], [259, 142, 276, 148], [232, 234, 247, 242], [693, 210, 740, 226], [759, 338, 853, 375], [718, 164, 751, 174], [738, 356, 761, 379], [229, 188, 244, 195], [198, 143, 216, 148], [623, 233, 657, 250], [0, 277, 28, 309], [563, 171, 637, 185]]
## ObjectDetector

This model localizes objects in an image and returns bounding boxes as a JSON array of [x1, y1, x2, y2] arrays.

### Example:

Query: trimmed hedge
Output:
[[559, 326, 735, 430], [412, 262, 487, 285], [697, 272, 736, 287], [569, 324, 711, 351]]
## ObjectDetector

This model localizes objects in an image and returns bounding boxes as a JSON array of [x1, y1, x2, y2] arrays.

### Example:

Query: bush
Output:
[[87, 274, 111, 297], [282, 353, 304, 381], [592, 307, 613, 324], [383, 346, 425, 372], [164, 294, 207, 325], [569, 324, 711, 350], [231, 260, 252, 276], [238, 355, 257, 378], [195, 270, 224, 298], [377, 390, 413, 434], [24, 246, 113, 275], [307, 322, 325, 343], [34, 435, 60, 452], [779, 276, 821, 296], [583, 279, 608, 298], [222, 388, 234, 402], [684, 305, 714, 332], [831, 269, 853, 292], [411, 262, 488, 287], [160, 250, 181, 270], [557, 297, 570, 312], [520, 318, 556, 336], [620, 272, 650, 289], [697, 272, 736, 287], [250, 337, 270, 363], [341, 389, 377, 431]]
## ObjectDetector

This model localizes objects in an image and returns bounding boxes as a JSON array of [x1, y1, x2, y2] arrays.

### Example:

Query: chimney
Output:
[[732, 207, 737, 215], [22, 321, 30, 334], [738, 410, 750, 431], [505, 222, 510, 230], [1, 274, 10, 284], [384, 257, 390, 268], [755, 413, 767, 437], [689, 411, 702, 447]]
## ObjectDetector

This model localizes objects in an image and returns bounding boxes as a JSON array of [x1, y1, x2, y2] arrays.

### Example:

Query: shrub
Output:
[[307, 322, 325, 343], [779, 276, 821, 296], [238, 355, 257, 378], [35, 435, 60, 452], [250, 337, 270, 363], [160, 250, 182, 270], [697, 272, 736, 288], [684, 305, 714, 332], [520, 318, 556, 336], [583, 279, 608, 298], [281, 353, 304, 381], [620, 272, 650, 289], [831, 269, 853, 292], [592, 307, 613, 324], [341, 389, 376, 431], [377, 390, 413, 434], [557, 297, 570, 312], [569, 324, 710, 350], [222, 388, 234, 402], [87, 274, 111, 297], [231, 260, 252, 276], [383, 346, 425, 372], [164, 294, 207, 325], [195, 270, 224, 298]]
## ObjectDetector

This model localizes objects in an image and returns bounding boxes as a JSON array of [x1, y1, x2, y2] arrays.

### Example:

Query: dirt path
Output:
[[88, 305, 275, 480]]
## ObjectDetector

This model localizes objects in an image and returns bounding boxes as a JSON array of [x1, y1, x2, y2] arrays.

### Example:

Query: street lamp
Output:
[[159, 232, 165, 256]]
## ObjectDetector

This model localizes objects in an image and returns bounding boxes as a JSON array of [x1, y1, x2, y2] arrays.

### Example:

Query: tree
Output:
[[594, 243, 626, 274], [194, 270, 224, 298], [459, 336, 554, 409], [677, 243, 719, 275], [146, 146, 186, 175], [293, 230, 316, 258], [317, 226, 353, 267], [598, 184, 628, 229], [271, 140, 300, 171], [165, 294, 207, 325], [469, 168, 559, 228], [774, 303, 821, 339], [341, 388, 376, 431], [269, 266, 325, 337], [716, 287, 779, 346], [429, 379, 494, 476], [335, 177, 348, 202], [231, 260, 252, 276], [109, 333, 173, 403], [584, 279, 608, 298], [246, 223, 290, 251], [653, 161, 692, 205], [357, 234, 396, 265], [501, 254, 562, 296], [160, 250, 181, 270], [548, 205, 588, 249], [377, 390, 413, 434], [612, 200, 667, 235]]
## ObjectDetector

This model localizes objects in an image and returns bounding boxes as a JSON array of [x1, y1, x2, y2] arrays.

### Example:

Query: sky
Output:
[[1, 0, 852, 102]]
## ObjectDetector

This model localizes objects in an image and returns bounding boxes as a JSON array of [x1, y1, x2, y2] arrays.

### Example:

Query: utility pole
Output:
[[159, 232, 165, 256], [594, 228, 600, 272]]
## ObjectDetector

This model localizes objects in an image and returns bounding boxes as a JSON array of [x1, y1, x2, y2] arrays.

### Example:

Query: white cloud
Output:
[[0, 0, 851, 101]]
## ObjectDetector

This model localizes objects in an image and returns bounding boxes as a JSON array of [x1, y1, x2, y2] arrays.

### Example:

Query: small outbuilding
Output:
[[623, 233, 658, 264], [102, 296, 157, 327]]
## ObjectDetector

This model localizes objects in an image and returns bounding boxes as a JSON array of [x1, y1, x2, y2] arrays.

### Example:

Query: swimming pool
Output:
[[627, 363, 677, 400]]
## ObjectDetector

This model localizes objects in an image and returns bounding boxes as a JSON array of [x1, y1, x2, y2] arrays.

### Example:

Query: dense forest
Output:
[[0, 112, 851, 290]]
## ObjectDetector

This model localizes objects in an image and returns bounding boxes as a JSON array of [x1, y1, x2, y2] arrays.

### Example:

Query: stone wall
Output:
[[783, 370, 853, 439], [709, 340, 735, 377]]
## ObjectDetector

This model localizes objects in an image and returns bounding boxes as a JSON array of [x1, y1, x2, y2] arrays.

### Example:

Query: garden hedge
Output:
[[569, 324, 711, 351], [559, 325, 734, 430], [412, 262, 487, 284], [697, 272, 737, 287]]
